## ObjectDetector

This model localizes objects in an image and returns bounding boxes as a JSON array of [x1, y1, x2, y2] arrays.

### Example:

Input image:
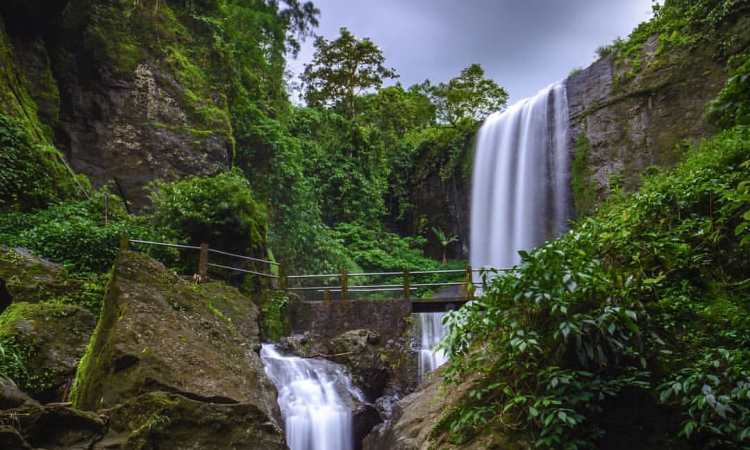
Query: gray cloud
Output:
[[289, 0, 654, 102]]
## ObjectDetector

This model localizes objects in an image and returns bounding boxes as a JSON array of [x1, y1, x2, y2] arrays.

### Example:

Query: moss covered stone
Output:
[[0, 301, 95, 401], [101, 391, 285, 450], [70, 251, 281, 433]]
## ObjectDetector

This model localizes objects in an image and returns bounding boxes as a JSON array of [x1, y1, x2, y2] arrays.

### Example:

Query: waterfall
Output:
[[415, 312, 448, 380], [261, 344, 365, 450], [470, 82, 571, 273]]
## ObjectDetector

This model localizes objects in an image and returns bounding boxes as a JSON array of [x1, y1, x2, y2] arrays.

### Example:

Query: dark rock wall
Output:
[[0, 0, 233, 209], [405, 171, 471, 259], [289, 298, 413, 341]]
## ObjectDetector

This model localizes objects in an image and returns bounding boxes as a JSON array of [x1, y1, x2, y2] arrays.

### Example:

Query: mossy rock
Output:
[[0, 247, 81, 304], [0, 301, 95, 401], [363, 369, 528, 450], [71, 251, 280, 429], [99, 391, 285, 450]]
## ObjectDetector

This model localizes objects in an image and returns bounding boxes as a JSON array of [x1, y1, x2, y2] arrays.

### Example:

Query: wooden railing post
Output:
[[119, 234, 129, 252], [465, 264, 474, 300], [403, 270, 411, 300], [340, 270, 348, 301], [278, 265, 288, 291], [198, 243, 209, 281], [324, 289, 332, 303]]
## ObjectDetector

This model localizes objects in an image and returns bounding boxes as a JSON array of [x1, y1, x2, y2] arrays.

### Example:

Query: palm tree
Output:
[[432, 227, 458, 266]]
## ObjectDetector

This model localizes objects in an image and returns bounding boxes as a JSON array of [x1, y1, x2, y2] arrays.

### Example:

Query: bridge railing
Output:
[[120, 236, 509, 300], [283, 266, 509, 302], [124, 237, 279, 280]]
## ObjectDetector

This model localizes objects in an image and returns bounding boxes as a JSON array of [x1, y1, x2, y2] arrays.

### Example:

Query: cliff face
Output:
[[566, 16, 750, 215], [0, 0, 233, 208]]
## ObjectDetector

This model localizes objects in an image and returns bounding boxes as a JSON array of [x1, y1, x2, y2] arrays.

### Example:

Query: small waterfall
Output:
[[470, 82, 571, 273], [261, 344, 365, 450], [415, 312, 448, 379]]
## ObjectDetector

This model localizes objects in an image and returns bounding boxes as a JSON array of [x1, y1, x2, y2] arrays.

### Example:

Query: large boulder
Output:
[[95, 391, 285, 450], [0, 301, 96, 401], [71, 251, 283, 442]]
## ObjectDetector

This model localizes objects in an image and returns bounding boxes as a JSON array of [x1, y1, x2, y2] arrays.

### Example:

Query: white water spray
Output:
[[415, 312, 448, 380], [261, 344, 365, 450], [470, 82, 571, 273]]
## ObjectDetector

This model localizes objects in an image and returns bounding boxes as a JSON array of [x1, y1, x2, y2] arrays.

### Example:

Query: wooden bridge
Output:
[[125, 238, 504, 313]]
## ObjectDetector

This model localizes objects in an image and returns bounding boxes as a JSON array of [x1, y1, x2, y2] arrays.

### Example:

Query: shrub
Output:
[[0, 191, 177, 273], [707, 53, 750, 129], [149, 170, 268, 256], [330, 222, 436, 272]]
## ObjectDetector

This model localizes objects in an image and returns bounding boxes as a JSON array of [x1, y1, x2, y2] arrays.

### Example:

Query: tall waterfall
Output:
[[470, 82, 571, 272], [261, 344, 365, 450], [415, 312, 448, 380]]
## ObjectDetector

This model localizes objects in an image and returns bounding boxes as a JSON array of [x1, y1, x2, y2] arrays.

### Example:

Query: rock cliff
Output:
[[566, 31, 738, 214], [0, 0, 234, 209]]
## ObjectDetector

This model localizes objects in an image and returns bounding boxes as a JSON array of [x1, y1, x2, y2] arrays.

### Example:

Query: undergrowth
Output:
[[438, 126, 750, 449]]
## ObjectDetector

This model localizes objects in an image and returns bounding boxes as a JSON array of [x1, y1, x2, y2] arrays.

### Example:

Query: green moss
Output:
[[570, 133, 597, 217], [165, 45, 233, 134], [0, 19, 50, 143], [0, 301, 77, 394], [78, 1, 145, 76], [70, 271, 121, 409]]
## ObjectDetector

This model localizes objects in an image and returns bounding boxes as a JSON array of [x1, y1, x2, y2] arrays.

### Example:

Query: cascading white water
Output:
[[471, 82, 571, 273], [261, 344, 365, 450], [415, 312, 448, 379]]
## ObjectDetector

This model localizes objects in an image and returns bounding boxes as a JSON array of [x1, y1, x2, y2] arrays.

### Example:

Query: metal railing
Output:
[[121, 236, 509, 299], [124, 237, 278, 280], [284, 266, 509, 302]]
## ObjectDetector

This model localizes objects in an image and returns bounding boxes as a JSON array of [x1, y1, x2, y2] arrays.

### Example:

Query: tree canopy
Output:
[[423, 63, 508, 124], [301, 27, 398, 118]]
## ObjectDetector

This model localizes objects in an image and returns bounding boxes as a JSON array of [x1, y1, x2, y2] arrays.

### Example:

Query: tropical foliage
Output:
[[439, 126, 750, 449]]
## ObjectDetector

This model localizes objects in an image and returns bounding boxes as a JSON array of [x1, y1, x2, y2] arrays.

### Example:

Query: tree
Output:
[[432, 227, 458, 265], [301, 27, 398, 118], [427, 64, 508, 125], [270, 0, 320, 56]]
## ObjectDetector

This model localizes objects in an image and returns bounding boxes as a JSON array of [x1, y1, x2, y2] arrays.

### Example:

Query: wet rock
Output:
[[279, 329, 417, 403], [0, 376, 38, 409], [353, 402, 382, 450], [329, 329, 390, 400], [0, 425, 31, 450]]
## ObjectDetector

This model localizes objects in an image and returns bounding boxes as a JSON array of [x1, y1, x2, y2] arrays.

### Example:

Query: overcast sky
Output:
[[289, 0, 655, 103]]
